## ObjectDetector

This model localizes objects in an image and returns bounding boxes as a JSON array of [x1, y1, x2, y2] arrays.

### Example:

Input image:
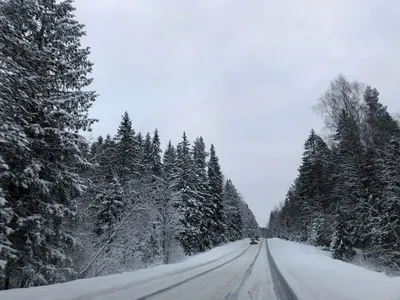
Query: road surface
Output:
[[85, 240, 278, 300]]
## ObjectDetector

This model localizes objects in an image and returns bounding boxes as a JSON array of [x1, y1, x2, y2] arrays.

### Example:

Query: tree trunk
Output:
[[162, 219, 168, 264], [4, 277, 9, 290]]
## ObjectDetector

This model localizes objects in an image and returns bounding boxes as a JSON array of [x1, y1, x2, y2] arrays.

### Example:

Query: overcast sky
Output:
[[74, 0, 400, 226]]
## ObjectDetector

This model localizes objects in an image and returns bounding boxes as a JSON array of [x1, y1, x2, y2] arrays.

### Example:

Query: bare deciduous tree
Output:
[[314, 75, 365, 134]]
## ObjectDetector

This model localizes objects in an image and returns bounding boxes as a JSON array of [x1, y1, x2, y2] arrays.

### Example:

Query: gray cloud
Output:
[[74, 0, 400, 226]]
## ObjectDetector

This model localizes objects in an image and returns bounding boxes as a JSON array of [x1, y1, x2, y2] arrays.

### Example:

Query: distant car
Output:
[[250, 238, 258, 245]]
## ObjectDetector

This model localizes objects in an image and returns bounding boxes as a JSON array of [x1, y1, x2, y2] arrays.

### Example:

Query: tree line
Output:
[[77, 114, 259, 279], [0, 0, 258, 290], [268, 75, 400, 275]]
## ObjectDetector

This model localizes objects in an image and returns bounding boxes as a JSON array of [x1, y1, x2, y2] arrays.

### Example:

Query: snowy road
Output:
[[5, 239, 400, 300], [4, 239, 281, 300], [90, 240, 275, 300]]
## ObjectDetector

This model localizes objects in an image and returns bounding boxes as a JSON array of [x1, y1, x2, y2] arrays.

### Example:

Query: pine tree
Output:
[[207, 144, 226, 246], [0, 0, 96, 288]]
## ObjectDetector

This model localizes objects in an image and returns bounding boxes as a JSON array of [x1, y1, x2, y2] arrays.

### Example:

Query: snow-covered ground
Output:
[[9, 237, 396, 300], [268, 238, 400, 300], [3, 239, 276, 300]]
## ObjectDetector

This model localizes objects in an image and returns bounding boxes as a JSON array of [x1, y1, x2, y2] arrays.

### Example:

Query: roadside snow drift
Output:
[[268, 238, 400, 300], [2, 239, 249, 300]]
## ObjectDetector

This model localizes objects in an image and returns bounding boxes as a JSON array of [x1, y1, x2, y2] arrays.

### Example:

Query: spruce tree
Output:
[[90, 135, 117, 191], [0, 0, 96, 288], [90, 136, 103, 162], [141, 129, 164, 264], [92, 177, 125, 241], [150, 129, 162, 178], [175, 132, 202, 254], [136, 132, 145, 176], [143, 133, 152, 172], [0, 188, 14, 287], [364, 86, 400, 148], [159, 142, 181, 263], [191, 137, 211, 251], [331, 110, 364, 250], [207, 144, 226, 245], [223, 180, 243, 241], [114, 112, 138, 183], [240, 201, 259, 238], [330, 214, 355, 261], [163, 141, 178, 183], [362, 86, 400, 268], [296, 130, 333, 243]]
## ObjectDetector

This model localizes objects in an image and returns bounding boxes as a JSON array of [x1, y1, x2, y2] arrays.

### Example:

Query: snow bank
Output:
[[2, 239, 249, 300], [268, 238, 400, 300]]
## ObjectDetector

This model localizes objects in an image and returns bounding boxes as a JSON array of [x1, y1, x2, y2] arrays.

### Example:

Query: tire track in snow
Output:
[[72, 244, 248, 300], [222, 240, 263, 300], [136, 245, 251, 300]]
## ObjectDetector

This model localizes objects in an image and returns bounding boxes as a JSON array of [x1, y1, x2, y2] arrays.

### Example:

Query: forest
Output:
[[0, 0, 259, 290], [268, 75, 400, 275]]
